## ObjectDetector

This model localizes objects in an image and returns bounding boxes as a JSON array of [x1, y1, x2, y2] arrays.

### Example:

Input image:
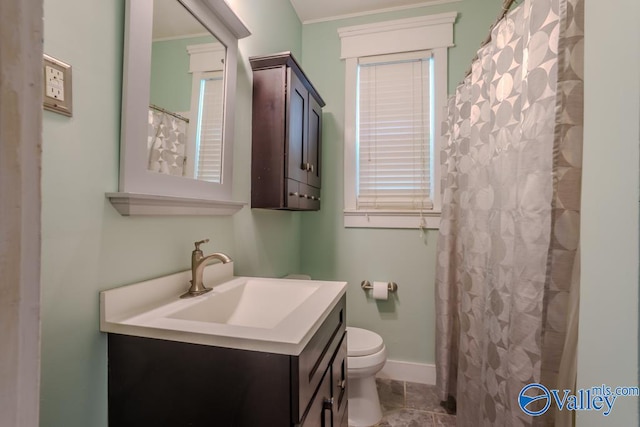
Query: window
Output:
[[185, 42, 226, 184], [357, 51, 433, 211], [194, 71, 224, 182], [339, 13, 456, 228]]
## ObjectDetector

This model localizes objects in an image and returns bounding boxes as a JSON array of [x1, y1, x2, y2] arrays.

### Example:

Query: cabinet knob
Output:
[[301, 162, 314, 172], [322, 397, 334, 410], [338, 380, 346, 391], [289, 192, 299, 197]]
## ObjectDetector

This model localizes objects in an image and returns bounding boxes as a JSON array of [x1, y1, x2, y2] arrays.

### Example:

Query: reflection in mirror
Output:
[[148, 0, 225, 183]]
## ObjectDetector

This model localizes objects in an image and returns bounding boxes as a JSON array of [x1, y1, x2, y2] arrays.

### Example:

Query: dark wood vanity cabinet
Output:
[[250, 52, 325, 211], [305, 334, 348, 427], [107, 295, 347, 427], [295, 304, 348, 427]]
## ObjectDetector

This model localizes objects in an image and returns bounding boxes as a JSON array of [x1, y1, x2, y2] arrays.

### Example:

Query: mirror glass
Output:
[[148, 0, 225, 183]]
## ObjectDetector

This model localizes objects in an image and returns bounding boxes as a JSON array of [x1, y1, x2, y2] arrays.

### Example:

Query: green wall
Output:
[[41, 0, 302, 426], [150, 35, 213, 112], [299, 1, 502, 364]]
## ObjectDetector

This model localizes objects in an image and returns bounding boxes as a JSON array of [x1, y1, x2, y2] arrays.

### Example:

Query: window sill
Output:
[[343, 210, 440, 229], [106, 192, 246, 216]]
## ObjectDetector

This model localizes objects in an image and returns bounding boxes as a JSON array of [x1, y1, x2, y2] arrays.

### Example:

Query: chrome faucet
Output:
[[180, 239, 232, 299]]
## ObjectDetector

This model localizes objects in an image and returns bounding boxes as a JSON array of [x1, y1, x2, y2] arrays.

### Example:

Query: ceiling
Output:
[[152, 0, 212, 40], [288, 0, 459, 24], [151, 0, 459, 39]]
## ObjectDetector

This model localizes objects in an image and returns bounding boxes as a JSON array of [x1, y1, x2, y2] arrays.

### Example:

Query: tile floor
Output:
[[367, 379, 456, 427]]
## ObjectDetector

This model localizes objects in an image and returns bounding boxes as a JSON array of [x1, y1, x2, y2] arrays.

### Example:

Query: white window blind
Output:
[[195, 72, 224, 182], [357, 51, 433, 211]]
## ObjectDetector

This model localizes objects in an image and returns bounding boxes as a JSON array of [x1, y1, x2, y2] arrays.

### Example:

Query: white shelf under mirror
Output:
[[106, 193, 246, 216]]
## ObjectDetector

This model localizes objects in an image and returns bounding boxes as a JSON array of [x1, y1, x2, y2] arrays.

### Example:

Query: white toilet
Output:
[[347, 327, 387, 427]]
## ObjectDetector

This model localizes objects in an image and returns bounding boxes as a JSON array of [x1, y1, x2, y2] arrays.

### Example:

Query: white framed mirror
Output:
[[108, 0, 250, 216]]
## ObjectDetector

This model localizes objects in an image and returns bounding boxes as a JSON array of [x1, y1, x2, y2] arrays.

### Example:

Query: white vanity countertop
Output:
[[100, 262, 347, 355]]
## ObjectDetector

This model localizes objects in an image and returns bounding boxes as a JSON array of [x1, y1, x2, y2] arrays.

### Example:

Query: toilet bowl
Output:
[[347, 327, 387, 427]]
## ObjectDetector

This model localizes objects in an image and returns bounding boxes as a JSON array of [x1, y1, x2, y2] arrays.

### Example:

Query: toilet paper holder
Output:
[[361, 280, 398, 292]]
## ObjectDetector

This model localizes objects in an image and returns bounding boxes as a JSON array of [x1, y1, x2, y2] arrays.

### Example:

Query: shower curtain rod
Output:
[[463, 0, 519, 79], [149, 104, 190, 123]]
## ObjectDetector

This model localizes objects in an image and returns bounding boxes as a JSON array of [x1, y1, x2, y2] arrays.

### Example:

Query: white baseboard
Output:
[[376, 359, 436, 385]]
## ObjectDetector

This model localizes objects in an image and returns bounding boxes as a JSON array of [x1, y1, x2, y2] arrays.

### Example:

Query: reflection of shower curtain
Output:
[[435, 0, 583, 425], [147, 108, 188, 176]]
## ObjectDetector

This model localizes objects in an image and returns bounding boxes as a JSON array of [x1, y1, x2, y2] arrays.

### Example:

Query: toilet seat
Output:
[[347, 327, 384, 357]]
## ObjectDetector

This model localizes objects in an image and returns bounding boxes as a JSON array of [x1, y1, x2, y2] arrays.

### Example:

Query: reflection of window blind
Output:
[[195, 74, 224, 182], [357, 51, 433, 210]]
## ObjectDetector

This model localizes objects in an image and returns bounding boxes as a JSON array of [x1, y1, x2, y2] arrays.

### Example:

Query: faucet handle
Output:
[[194, 239, 210, 251]]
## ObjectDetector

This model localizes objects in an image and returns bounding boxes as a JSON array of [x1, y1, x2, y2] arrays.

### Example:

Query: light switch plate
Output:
[[43, 54, 72, 117]]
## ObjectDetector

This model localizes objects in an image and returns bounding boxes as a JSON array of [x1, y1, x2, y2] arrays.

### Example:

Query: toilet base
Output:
[[347, 375, 382, 427]]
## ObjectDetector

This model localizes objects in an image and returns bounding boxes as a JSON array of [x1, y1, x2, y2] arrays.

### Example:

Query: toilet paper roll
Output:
[[372, 281, 388, 300]]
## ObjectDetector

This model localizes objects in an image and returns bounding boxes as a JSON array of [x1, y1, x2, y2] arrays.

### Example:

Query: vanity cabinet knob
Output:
[[322, 397, 334, 410], [310, 164, 314, 173]]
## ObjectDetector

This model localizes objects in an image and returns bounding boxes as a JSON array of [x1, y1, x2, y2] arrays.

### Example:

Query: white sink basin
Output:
[[168, 279, 319, 328], [100, 262, 347, 355]]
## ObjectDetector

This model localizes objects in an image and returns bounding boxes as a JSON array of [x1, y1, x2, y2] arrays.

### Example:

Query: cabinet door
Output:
[[295, 297, 346, 418], [286, 68, 308, 184], [331, 334, 348, 427], [307, 95, 322, 188], [300, 371, 332, 427]]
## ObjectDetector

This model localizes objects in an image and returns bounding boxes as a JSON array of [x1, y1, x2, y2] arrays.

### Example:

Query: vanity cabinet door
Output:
[[299, 334, 347, 427], [331, 335, 348, 427], [300, 371, 332, 427], [294, 296, 346, 420]]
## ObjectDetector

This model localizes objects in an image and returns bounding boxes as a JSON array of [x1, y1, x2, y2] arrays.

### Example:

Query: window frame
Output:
[[339, 13, 456, 229]]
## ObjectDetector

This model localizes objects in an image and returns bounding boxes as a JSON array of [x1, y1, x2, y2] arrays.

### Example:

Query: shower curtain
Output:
[[148, 108, 188, 176], [435, 0, 583, 425]]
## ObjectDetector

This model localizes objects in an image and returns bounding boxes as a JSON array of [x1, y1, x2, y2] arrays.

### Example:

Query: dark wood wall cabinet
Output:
[[250, 52, 325, 211], [107, 295, 348, 427]]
